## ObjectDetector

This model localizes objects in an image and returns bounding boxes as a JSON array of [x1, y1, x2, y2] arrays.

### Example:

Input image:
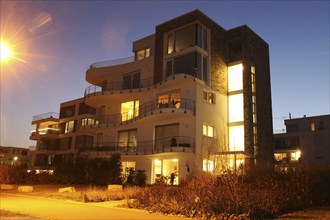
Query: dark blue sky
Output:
[[1, 1, 329, 147]]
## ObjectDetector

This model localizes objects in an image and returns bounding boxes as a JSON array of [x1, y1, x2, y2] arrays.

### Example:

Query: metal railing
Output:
[[81, 97, 195, 127], [78, 136, 195, 155], [84, 77, 154, 97], [32, 112, 59, 122], [89, 56, 135, 68]]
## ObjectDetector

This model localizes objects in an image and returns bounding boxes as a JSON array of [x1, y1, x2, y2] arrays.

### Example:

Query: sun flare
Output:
[[0, 41, 12, 61]]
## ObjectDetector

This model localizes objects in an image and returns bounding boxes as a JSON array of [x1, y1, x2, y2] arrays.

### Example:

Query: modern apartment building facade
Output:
[[30, 10, 273, 184], [274, 114, 330, 170]]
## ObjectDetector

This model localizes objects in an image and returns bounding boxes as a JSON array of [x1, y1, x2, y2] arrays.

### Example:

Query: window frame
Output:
[[203, 124, 214, 138], [203, 91, 215, 104]]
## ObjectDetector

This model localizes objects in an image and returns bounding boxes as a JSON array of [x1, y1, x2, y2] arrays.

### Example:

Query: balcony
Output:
[[80, 98, 195, 130], [78, 136, 195, 156], [32, 112, 59, 123], [30, 128, 59, 140], [85, 77, 153, 97]]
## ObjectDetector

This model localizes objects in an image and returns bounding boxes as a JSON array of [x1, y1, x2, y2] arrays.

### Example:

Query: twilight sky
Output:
[[0, 1, 329, 148]]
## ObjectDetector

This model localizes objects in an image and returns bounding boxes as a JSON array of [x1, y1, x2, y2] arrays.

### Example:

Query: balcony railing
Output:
[[78, 136, 195, 155], [81, 98, 195, 127], [32, 112, 59, 122], [85, 77, 154, 96], [89, 56, 135, 69]]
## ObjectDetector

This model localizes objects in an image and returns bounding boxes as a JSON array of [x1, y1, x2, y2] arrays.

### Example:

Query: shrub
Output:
[[130, 167, 330, 219], [82, 186, 124, 203], [124, 169, 147, 187]]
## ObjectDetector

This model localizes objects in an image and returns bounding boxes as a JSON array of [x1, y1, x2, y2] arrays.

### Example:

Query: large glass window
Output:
[[122, 72, 140, 89], [153, 158, 179, 185], [229, 94, 244, 122], [158, 91, 180, 109], [175, 25, 196, 52], [168, 52, 207, 82], [229, 125, 244, 151], [118, 129, 137, 151], [167, 24, 208, 54], [228, 63, 243, 92], [155, 123, 179, 150], [64, 121, 75, 133], [121, 100, 139, 122]]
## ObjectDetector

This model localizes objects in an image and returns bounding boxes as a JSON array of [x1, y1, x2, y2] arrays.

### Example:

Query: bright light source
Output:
[[13, 156, 18, 161], [172, 158, 178, 162], [0, 41, 12, 61], [154, 159, 161, 165]]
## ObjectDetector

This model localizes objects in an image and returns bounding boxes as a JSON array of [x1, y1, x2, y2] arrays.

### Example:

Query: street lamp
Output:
[[12, 156, 18, 166]]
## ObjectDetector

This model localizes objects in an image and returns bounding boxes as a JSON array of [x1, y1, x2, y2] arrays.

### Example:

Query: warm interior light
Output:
[[229, 125, 245, 151], [154, 159, 160, 165], [228, 63, 243, 92]]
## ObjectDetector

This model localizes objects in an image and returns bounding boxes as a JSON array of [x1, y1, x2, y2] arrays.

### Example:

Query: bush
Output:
[[124, 169, 147, 187], [130, 167, 330, 219], [82, 186, 124, 203]]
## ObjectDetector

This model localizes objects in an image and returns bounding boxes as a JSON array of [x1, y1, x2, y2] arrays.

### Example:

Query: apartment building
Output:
[[274, 114, 330, 170], [30, 10, 273, 184], [0, 146, 29, 166], [29, 98, 98, 167]]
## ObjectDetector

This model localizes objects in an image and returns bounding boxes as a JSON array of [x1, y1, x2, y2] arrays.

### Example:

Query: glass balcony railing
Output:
[[89, 56, 135, 69], [32, 112, 59, 122], [78, 136, 195, 155]]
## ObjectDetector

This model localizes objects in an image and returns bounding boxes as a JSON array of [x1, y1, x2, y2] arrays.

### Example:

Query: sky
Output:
[[0, 0, 329, 148]]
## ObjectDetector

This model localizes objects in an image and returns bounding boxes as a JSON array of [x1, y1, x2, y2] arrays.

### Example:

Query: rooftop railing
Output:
[[78, 136, 195, 155], [89, 56, 135, 69], [81, 97, 195, 127], [32, 112, 59, 122]]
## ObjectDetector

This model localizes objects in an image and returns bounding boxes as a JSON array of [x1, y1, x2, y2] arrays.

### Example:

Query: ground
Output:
[[1, 184, 330, 220]]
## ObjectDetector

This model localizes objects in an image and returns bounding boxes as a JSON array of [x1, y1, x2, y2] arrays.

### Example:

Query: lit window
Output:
[[229, 125, 244, 151], [135, 48, 150, 60], [158, 91, 180, 109], [81, 118, 98, 126], [121, 100, 139, 122], [203, 91, 215, 104], [228, 63, 243, 92], [153, 159, 179, 185], [203, 159, 214, 172], [310, 122, 316, 131], [291, 151, 301, 161], [229, 94, 244, 122], [274, 153, 287, 162], [122, 161, 136, 176], [203, 124, 214, 137], [64, 121, 75, 133]]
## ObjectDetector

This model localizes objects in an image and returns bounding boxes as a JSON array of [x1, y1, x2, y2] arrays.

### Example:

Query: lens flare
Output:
[[0, 41, 12, 61]]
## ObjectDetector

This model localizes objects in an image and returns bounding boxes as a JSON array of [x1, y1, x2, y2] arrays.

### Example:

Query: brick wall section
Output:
[[227, 26, 274, 167]]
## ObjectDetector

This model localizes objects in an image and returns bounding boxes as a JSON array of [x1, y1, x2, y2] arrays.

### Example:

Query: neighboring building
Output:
[[274, 114, 330, 170], [29, 98, 98, 167], [30, 10, 273, 183], [0, 146, 30, 166]]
